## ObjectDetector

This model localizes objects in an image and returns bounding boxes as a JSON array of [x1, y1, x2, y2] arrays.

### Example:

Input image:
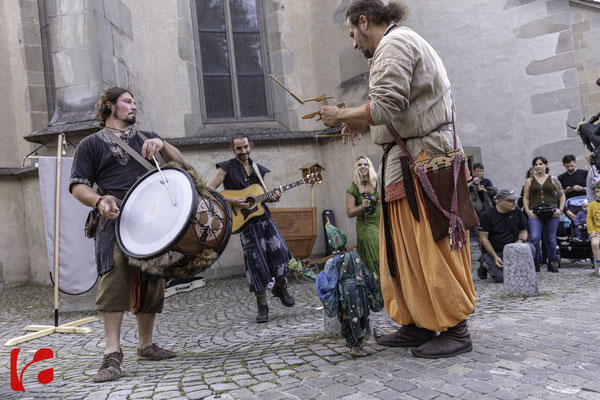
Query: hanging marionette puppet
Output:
[[291, 220, 383, 357]]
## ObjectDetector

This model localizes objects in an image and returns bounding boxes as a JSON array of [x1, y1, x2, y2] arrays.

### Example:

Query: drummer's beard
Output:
[[236, 152, 249, 163], [113, 105, 136, 125]]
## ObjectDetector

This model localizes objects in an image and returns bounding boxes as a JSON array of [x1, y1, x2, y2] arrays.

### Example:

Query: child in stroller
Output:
[[572, 199, 589, 242], [556, 195, 594, 267]]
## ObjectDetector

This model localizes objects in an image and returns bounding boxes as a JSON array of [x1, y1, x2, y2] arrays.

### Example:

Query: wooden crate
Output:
[[270, 207, 317, 258]]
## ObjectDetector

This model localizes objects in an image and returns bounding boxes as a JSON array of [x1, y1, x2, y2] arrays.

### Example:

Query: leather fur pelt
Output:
[[127, 248, 217, 280], [126, 161, 218, 279], [168, 160, 206, 193]]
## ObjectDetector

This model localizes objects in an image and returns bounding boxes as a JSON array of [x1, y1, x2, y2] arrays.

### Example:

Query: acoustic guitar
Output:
[[220, 172, 322, 234]]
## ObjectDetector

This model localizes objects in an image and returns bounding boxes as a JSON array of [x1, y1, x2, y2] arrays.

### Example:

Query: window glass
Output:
[[196, 0, 226, 31], [230, 0, 259, 32], [238, 76, 268, 117], [196, 0, 269, 120], [204, 76, 234, 118]]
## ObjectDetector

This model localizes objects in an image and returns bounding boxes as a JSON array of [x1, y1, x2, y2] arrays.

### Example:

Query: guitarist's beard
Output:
[[236, 153, 249, 163]]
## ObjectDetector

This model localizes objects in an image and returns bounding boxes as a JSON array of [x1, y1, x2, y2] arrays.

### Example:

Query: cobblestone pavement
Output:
[[1, 244, 600, 399]]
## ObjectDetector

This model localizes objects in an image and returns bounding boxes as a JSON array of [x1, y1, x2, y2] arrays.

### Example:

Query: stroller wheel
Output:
[[556, 253, 562, 268]]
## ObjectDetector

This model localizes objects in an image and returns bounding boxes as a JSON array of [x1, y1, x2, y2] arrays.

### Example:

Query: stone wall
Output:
[[1, 0, 600, 284], [570, 0, 600, 119], [0, 0, 49, 283], [396, 0, 584, 192]]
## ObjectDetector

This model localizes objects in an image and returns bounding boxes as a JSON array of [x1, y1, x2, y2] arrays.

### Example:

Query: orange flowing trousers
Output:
[[379, 177, 476, 332]]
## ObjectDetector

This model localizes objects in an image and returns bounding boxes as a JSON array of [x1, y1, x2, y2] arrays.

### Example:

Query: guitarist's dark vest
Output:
[[217, 157, 272, 220]]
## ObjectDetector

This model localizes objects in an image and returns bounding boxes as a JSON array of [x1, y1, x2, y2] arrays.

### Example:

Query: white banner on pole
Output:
[[38, 156, 97, 294]]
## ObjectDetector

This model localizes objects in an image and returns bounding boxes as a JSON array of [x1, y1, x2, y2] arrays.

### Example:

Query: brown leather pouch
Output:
[[84, 209, 99, 238], [414, 152, 479, 242]]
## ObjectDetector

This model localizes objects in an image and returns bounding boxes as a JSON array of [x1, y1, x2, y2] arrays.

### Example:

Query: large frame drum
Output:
[[116, 166, 231, 275]]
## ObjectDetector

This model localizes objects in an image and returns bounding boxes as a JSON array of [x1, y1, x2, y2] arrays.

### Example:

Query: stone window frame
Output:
[[570, 0, 600, 10], [190, 0, 275, 125]]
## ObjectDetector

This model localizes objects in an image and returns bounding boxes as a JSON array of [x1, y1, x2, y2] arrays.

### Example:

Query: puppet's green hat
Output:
[[325, 217, 347, 251]]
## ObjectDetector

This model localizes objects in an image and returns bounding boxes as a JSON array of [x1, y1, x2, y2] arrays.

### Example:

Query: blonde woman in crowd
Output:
[[346, 156, 381, 279]]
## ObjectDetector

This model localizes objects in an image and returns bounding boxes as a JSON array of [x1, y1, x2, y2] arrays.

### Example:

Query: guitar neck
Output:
[[256, 179, 306, 203]]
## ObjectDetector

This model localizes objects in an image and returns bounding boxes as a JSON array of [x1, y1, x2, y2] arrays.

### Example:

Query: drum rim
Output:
[[203, 187, 233, 257], [116, 166, 198, 259]]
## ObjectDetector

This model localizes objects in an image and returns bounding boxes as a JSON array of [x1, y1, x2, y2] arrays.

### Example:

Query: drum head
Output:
[[117, 167, 197, 258]]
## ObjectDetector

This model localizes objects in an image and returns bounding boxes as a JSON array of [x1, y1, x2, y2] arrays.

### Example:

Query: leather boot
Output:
[[374, 324, 436, 347], [272, 276, 295, 307], [547, 262, 559, 273], [411, 319, 472, 359], [255, 290, 268, 323]]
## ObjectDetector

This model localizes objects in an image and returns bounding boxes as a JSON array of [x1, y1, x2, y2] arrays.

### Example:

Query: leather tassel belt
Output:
[[381, 143, 398, 280]]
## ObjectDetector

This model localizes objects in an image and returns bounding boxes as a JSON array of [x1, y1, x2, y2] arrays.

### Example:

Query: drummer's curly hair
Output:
[[95, 87, 133, 127], [346, 0, 407, 27]]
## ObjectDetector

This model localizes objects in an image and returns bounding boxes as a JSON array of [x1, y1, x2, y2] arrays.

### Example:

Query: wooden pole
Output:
[[53, 134, 63, 327], [3, 140, 101, 346]]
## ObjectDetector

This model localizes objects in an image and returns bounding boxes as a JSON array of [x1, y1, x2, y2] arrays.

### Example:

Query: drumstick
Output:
[[152, 155, 176, 206]]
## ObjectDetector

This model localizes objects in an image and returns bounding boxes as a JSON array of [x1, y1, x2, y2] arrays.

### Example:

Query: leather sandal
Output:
[[93, 349, 124, 383], [137, 344, 176, 361]]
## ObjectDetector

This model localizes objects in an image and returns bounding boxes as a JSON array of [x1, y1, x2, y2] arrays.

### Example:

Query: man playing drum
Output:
[[208, 135, 295, 323], [70, 87, 185, 382]]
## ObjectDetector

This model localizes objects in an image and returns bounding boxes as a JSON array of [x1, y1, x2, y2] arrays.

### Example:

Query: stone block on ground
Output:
[[503, 243, 539, 297]]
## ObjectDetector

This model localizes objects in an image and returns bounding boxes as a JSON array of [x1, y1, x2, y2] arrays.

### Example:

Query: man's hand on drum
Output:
[[141, 138, 165, 160], [97, 195, 120, 219], [229, 197, 250, 209]]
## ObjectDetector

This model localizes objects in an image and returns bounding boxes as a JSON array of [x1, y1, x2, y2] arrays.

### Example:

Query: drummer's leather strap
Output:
[[381, 143, 397, 280], [103, 130, 165, 171]]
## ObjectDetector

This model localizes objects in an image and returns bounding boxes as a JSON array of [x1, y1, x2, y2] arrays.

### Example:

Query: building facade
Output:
[[1, 0, 599, 285]]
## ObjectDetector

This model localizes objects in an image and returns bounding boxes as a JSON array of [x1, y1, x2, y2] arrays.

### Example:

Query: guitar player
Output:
[[207, 135, 295, 323]]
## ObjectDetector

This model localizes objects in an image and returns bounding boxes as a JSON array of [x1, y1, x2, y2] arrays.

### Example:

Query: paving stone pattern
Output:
[[1, 243, 600, 399]]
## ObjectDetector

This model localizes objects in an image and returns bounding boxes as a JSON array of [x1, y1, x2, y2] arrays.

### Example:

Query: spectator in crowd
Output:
[[478, 189, 532, 282], [573, 199, 589, 242], [558, 155, 588, 220], [468, 163, 496, 215], [523, 156, 566, 273], [346, 156, 381, 279], [586, 153, 599, 203]]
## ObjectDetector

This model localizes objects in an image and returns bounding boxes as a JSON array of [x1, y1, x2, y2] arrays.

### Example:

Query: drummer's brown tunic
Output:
[[70, 128, 164, 275]]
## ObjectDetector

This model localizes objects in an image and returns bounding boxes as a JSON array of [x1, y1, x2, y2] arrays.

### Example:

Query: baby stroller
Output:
[[556, 195, 594, 268]]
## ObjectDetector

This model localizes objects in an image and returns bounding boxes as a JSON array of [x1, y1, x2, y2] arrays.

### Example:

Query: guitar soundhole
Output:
[[246, 197, 255, 207]]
